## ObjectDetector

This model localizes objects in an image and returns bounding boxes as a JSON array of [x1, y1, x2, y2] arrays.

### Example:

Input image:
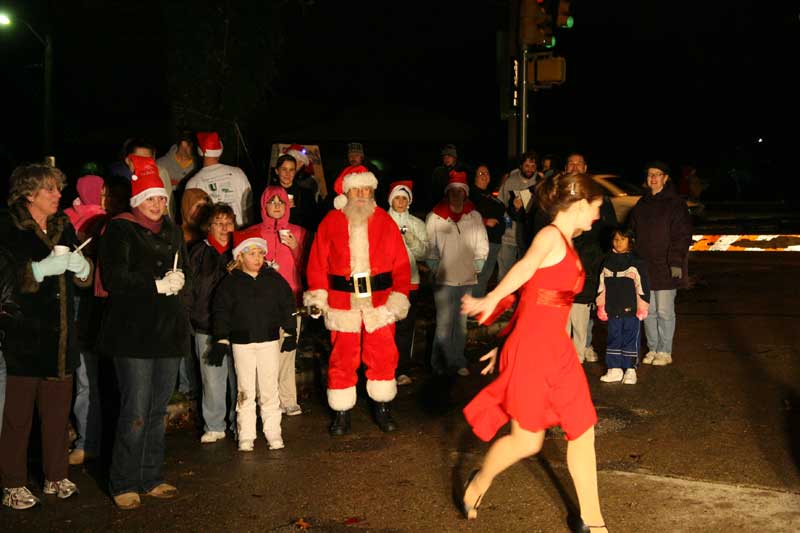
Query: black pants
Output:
[[394, 289, 418, 375]]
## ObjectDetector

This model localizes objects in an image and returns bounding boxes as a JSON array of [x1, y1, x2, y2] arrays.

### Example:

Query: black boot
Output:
[[373, 402, 398, 433], [329, 410, 351, 436]]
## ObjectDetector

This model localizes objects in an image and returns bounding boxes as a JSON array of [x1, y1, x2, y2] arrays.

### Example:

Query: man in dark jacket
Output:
[[629, 161, 692, 367]]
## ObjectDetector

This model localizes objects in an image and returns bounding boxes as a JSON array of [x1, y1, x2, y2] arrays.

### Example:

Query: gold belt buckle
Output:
[[352, 271, 372, 299]]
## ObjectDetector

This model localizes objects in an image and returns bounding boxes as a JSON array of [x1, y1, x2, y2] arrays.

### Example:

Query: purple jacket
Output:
[[629, 184, 692, 290]]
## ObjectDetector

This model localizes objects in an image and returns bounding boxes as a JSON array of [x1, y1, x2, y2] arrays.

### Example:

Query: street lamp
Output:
[[0, 11, 53, 156]]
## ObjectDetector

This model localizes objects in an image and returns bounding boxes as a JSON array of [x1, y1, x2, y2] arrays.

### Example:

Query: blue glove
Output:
[[31, 252, 70, 282], [473, 259, 486, 273], [67, 252, 91, 280]]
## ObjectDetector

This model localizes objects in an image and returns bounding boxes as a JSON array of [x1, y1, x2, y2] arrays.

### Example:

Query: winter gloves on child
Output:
[[207, 340, 232, 366], [280, 333, 297, 353], [155, 270, 185, 296]]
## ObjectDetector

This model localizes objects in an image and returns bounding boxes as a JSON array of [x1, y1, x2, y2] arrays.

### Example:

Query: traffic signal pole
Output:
[[519, 46, 529, 154]]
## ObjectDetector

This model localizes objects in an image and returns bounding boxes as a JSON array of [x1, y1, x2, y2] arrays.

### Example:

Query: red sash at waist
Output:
[[532, 288, 575, 307]]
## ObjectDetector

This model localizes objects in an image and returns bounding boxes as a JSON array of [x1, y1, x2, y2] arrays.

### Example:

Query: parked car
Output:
[[592, 174, 704, 224]]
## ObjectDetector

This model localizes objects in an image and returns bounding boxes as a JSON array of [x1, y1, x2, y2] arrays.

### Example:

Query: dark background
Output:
[[1, 0, 796, 202]]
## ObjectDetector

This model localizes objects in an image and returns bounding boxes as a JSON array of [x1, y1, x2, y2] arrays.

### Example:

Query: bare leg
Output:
[[464, 420, 545, 513], [566, 426, 607, 532]]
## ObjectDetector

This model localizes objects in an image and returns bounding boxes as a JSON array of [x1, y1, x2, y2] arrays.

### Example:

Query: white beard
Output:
[[343, 199, 376, 225]]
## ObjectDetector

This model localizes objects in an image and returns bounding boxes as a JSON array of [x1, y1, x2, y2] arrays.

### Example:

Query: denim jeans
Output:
[[644, 289, 677, 353], [72, 350, 102, 454], [195, 333, 237, 433], [178, 351, 199, 396], [0, 351, 5, 440], [474, 242, 501, 298], [109, 356, 180, 496], [431, 284, 473, 374]]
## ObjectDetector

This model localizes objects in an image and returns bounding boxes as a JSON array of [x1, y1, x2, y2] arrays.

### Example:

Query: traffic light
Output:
[[519, 0, 554, 48], [555, 0, 574, 29]]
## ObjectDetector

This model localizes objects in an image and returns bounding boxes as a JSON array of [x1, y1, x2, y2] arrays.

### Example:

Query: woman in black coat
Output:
[[0, 164, 92, 510], [629, 161, 692, 367], [470, 165, 506, 297], [96, 155, 192, 510]]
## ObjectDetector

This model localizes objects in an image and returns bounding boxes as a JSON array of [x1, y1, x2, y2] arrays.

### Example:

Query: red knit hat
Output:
[[129, 155, 166, 208], [388, 180, 414, 205], [232, 225, 267, 259], [332, 165, 379, 210], [197, 132, 223, 157], [445, 170, 469, 194]]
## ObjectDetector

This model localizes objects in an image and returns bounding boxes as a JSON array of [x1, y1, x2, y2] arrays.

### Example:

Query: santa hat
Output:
[[445, 170, 469, 194], [197, 132, 223, 158], [285, 144, 309, 168], [388, 180, 413, 205], [332, 165, 379, 210], [129, 155, 167, 208], [232, 225, 267, 259]]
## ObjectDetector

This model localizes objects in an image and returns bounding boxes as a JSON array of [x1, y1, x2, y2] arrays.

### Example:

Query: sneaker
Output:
[[584, 346, 599, 362], [238, 439, 254, 452], [113, 491, 141, 510], [43, 478, 79, 499], [642, 351, 657, 364], [268, 439, 285, 450], [283, 405, 303, 416], [396, 374, 413, 386], [456, 367, 470, 377], [2, 487, 40, 510], [622, 368, 638, 385], [652, 352, 672, 366], [200, 431, 226, 443], [599, 368, 624, 383]]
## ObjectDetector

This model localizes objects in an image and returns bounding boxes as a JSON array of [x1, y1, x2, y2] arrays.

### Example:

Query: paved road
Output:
[[4, 252, 800, 532]]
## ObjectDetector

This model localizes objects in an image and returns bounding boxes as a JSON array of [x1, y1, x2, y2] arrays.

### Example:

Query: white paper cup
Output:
[[279, 229, 291, 238], [53, 245, 70, 256]]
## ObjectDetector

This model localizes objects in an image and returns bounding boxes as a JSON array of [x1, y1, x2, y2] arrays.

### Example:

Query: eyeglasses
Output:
[[476, 171, 489, 176], [647, 172, 665, 178]]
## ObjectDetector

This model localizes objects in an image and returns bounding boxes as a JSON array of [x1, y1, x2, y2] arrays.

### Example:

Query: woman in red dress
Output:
[[460, 172, 607, 532]]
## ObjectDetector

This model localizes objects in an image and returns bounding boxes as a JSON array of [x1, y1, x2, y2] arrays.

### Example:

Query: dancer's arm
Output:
[[462, 225, 562, 322]]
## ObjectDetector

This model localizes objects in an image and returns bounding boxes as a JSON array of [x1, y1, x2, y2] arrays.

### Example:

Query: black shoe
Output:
[[459, 469, 484, 520], [329, 410, 351, 436], [373, 402, 398, 433]]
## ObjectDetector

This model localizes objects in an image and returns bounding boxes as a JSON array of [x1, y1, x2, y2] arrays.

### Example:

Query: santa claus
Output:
[[304, 165, 411, 435]]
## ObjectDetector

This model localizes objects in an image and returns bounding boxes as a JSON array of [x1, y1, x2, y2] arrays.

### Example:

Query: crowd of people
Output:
[[0, 133, 692, 530]]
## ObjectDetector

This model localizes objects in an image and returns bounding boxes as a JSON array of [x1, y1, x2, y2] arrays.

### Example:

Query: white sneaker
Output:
[[622, 368, 638, 385], [584, 347, 599, 362], [43, 478, 79, 499], [457, 367, 470, 377], [268, 439, 285, 450], [652, 352, 672, 366], [3, 486, 40, 509], [283, 405, 303, 416], [200, 431, 226, 443], [238, 439, 254, 452], [600, 368, 624, 383], [642, 351, 657, 364]]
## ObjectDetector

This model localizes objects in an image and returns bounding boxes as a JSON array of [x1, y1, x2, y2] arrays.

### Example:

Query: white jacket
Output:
[[426, 207, 489, 287], [388, 208, 428, 287]]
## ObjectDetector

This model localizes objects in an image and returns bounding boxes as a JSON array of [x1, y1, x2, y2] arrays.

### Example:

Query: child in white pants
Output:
[[210, 228, 297, 451]]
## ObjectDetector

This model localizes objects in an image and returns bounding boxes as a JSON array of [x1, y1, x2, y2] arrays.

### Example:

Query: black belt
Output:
[[329, 272, 393, 296]]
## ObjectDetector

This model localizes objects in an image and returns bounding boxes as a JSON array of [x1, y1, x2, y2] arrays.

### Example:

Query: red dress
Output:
[[463, 230, 598, 441]]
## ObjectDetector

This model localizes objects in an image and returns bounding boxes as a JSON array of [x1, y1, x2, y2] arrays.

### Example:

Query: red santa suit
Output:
[[304, 166, 411, 412]]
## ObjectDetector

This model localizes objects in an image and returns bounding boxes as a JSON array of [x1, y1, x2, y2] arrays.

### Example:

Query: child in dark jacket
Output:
[[596, 228, 650, 384], [210, 226, 296, 452]]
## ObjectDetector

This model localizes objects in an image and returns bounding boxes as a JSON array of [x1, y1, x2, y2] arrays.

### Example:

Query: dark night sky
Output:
[[0, 0, 795, 197]]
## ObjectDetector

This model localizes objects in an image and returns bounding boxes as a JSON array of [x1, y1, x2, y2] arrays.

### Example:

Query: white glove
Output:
[[31, 252, 70, 282], [155, 277, 172, 295], [67, 251, 91, 280], [164, 270, 185, 295]]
